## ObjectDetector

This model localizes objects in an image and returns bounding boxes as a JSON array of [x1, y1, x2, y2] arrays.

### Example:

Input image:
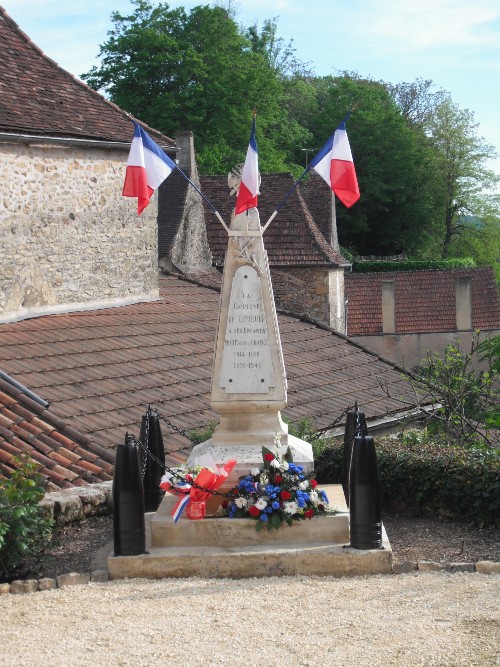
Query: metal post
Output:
[[112, 434, 146, 556], [139, 410, 166, 512], [349, 435, 382, 549], [342, 403, 367, 505]]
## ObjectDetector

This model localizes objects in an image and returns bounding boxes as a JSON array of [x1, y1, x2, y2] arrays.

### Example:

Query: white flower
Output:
[[270, 458, 281, 468], [309, 490, 319, 505], [250, 468, 261, 477], [299, 480, 309, 490], [283, 501, 299, 515], [280, 461, 289, 471], [255, 498, 268, 510], [235, 497, 248, 509]]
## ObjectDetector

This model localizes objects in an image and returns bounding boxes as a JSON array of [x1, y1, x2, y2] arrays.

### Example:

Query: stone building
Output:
[[0, 6, 175, 323], [345, 268, 500, 368]]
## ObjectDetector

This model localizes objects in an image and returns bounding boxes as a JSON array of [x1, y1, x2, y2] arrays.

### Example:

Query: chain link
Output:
[[130, 405, 350, 496]]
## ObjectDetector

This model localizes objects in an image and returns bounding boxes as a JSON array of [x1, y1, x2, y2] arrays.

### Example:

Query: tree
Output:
[[427, 97, 499, 257], [246, 17, 313, 79], [448, 201, 500, 283], [388, 78, 446, 129], [82, 0, 310, 174], [403, 333, 499, 446], [304, 74, 442, 256]]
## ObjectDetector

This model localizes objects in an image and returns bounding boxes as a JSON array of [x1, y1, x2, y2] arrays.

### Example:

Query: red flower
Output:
[[280, 490, 291, 500], [304, 509, 314, 519], [264, 453, 275, 462], [221, 500, 229, 509], [310, 479, 318, 488], [249, 505, 260, 517], [318, 504, 325, 512], [273, 475, 283, 484]]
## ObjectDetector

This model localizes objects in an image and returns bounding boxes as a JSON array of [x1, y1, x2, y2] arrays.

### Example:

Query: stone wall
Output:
[[271, 266, 346, 333], [351, 329, 500, 370], [0, 141, 159, 323]]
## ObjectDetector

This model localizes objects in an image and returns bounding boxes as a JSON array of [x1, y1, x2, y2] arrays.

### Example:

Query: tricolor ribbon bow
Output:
[[160, 459, 237, 522]]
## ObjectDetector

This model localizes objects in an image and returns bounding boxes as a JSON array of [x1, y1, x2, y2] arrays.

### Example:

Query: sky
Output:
[[2, 0, 500, 177]]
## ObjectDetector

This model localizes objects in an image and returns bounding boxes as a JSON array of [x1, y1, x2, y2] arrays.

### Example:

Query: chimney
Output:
[[455, 276, 472, 330]]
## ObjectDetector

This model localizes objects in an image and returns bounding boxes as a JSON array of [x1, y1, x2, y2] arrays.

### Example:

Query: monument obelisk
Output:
[[187, 170, 314, 488]]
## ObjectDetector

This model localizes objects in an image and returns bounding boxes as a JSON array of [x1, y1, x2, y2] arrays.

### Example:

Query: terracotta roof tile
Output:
[[0, 273, 415, 479], [345, 268, 500, 335], [0, 373, 113, 488], [0, 7, 173, 147]]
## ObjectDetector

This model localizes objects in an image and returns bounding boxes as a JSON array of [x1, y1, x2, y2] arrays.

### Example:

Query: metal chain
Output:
[[132, 404, 348, 495], [140, 404, 151, 479], [129, 433, 239, 498]]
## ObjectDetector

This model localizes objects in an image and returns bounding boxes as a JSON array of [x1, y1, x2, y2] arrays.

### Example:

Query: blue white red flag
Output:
[[235, 117, 259, 215], [309, 122, 360, 208], [123, 122, 176, 215]]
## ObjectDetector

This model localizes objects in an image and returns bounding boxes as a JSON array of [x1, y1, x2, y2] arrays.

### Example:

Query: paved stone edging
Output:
[[40, 481, 113, 524], [1, 560, 499, 595]]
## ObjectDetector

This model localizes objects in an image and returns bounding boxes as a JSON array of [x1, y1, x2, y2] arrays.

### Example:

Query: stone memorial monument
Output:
[[187, 168, 314, 495]]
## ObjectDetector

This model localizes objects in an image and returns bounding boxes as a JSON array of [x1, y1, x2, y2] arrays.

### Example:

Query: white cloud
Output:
[[361, 0, 500, 50]]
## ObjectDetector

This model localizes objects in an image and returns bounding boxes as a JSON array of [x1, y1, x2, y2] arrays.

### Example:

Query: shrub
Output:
[[315, 431, 500, 527], [0, 457, 55, 582], [403, 332, 499, 446], [189, 421, 217, 444]]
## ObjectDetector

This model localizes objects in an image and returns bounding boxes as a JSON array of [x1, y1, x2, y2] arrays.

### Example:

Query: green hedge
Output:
[[316, 435, 500, 527], [352, 258, 476, 273]]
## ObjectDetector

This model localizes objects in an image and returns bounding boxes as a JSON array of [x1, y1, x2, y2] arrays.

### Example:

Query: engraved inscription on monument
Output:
[[219, 265, 275, 394]]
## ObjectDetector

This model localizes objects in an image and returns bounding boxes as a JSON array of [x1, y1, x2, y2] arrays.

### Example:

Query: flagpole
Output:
[[173, 164, 230, 234], [261, 112, 353, 234], [261, 169, 309, 233]]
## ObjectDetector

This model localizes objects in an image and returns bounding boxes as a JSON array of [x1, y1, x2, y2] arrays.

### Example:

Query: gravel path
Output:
[[1, 573, 499, 667]]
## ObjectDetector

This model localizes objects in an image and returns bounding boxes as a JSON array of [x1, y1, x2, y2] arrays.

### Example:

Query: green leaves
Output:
[[316, 431, 500, 527], [0, 457, 55, 582]]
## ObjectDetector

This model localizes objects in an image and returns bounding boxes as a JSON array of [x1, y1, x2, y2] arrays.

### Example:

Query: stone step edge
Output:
[[2, 559, 499, 595]]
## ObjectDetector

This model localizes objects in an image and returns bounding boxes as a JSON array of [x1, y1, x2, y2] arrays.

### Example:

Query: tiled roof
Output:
[[0, 6, 173, 146], [0, 274, 414, 474], [345, 268, 500, 335], [0, 375, 114, 490], [200, 174, 349, 267]]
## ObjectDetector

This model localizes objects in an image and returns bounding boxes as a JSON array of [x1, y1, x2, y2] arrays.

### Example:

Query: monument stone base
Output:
[[107, 485, 392, 579]]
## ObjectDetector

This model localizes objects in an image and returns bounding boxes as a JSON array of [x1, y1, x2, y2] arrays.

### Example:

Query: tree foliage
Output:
[[0, 457, 55, 582], [427, 98, 499, 257], [82, 0, 310, 174], [403, 333, 499, 446], [82, 1, 500, 261]]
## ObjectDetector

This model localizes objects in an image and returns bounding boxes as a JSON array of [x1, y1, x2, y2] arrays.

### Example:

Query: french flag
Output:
[[123, 122, 176, 215], [309, 122, 360, 208], [235, 117, 259, 215]]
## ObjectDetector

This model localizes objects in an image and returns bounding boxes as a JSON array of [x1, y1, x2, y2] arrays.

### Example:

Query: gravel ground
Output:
[[1, 573, 499, 666]]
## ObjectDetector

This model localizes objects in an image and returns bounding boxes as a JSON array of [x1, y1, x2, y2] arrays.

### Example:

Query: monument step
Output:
[[151, 484, 349, 548], [109, 486, 392, 579], [108, 536, 392, 579]]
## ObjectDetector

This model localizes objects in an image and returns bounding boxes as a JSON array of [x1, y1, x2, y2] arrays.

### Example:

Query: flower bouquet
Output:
[[218, 436, 333, 532], [160, 458, 236, 522]]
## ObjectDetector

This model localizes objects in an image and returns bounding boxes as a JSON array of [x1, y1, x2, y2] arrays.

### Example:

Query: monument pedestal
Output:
[[107, 485, 392, 579]]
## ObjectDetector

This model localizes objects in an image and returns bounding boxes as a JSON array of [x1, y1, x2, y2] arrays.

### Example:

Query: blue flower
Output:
[[265, 507, 273, 514], [260, 514, 268, 522], [319, 490, 329, 504], [272, 501, 280, 510]]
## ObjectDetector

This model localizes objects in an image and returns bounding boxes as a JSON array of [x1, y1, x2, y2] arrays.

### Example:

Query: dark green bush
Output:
[[0, 457, 56, 582], [316, 432, 500, 527], [352, 258, 475, 273]]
